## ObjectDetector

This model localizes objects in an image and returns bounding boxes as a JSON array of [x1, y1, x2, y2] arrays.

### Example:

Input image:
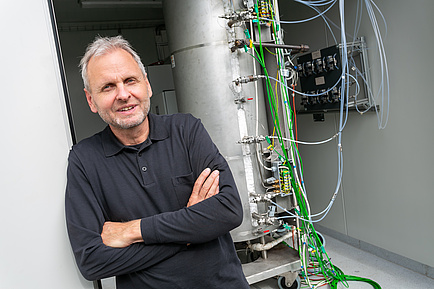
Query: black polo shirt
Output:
[[65, 113, 249, 289]]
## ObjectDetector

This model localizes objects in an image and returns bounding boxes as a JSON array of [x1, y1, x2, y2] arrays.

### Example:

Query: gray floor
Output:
[[250, 234, 434, 288]]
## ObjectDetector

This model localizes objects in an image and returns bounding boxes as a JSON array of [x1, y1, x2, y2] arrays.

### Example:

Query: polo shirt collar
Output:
[[101, 113, 169, 157], [148, 113, 170, 141]]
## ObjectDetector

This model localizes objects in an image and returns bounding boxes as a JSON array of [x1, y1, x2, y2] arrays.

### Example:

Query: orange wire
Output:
[[291, 84, 298, 148]]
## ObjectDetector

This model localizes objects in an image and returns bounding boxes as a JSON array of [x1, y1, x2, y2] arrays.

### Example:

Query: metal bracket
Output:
[[280, 271, 298, 287]]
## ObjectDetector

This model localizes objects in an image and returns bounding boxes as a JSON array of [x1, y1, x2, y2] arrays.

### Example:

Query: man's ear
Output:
[[84, 88, 98, 113], [145, 77, 153, 98]]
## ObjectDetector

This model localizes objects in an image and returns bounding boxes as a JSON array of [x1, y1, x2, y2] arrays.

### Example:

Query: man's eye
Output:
[[126, 78, 136, 84], [102, 85, 113, 91]]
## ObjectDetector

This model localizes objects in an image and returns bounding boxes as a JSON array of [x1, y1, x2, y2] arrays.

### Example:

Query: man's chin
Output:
[[112, 116, 147, 130]]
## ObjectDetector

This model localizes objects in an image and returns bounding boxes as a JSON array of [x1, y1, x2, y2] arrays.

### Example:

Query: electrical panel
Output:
[[297, 45, 342, 112]]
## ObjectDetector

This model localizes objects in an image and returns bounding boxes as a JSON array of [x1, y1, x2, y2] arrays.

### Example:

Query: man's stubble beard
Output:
[[97, 103, 150, 130]]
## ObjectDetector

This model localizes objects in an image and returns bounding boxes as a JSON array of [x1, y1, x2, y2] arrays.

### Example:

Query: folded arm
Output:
[[101, 167, 220, 248], [138, 116, 243, 245], [102, 117, 243, 247]]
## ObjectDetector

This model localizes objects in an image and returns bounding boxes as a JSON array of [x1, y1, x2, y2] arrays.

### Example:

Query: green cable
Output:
[[251, 44, 290, 163], [252, 5, 288, 161], [244, 5, 381, 289], [247, 47, 288, 160], [332, 275, 382, 289], [329, 266, 381, 289]]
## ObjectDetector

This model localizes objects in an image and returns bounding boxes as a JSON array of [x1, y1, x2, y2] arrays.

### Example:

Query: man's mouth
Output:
[[118, 105, 136, 112]]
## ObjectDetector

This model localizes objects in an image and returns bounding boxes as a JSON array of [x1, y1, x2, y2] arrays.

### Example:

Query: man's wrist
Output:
[[126, 219, 144, 244]]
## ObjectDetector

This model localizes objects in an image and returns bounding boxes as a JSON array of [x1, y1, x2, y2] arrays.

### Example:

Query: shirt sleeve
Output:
[[140, 115, 244, 245], [65, 149, 184, 281]]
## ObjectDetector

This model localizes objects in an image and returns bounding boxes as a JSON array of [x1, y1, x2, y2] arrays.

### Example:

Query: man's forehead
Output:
[[89, 48, 134, 66], [88, 49, 141, 77]]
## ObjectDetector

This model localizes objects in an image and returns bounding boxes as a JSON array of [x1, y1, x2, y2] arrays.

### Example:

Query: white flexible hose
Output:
[[249, 231, 293, 251]]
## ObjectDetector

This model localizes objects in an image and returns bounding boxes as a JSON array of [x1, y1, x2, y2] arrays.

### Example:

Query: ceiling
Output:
[[52, 0, 165, 31]]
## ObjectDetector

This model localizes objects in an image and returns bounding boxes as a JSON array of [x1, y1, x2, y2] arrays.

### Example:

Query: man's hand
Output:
[[187, 168, 219, 207], [101, 219, 143, 248]]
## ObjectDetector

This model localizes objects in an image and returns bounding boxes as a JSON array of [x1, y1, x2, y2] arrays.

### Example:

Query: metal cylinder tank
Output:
[[163, 0, 269, 242]]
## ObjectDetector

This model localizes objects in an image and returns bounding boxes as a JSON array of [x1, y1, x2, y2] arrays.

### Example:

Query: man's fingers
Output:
[[207, 174, 219, 197], [200, 170, 219, 198], [187, 168, 219, 207], [192, 168, 211, 196]]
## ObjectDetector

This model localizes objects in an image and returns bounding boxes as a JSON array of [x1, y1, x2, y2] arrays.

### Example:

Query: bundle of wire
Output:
[[238, 0, 388, 288]]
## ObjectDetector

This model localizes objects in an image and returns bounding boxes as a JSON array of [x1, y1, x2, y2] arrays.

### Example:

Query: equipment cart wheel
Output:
[[277, 275, 301, 289]]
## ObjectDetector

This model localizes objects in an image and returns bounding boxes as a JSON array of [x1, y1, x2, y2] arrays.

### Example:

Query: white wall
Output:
[[280, 0, 434, 269], [0, 0, 92, 288]]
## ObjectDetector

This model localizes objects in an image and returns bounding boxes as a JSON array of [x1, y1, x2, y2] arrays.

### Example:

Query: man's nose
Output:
[[116, 84, 131, 101]]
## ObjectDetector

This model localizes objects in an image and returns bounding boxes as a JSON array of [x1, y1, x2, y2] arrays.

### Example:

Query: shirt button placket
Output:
[[137, 151, 148, 186]]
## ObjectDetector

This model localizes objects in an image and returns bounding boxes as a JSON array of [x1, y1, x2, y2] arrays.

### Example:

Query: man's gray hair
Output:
[[79, 35, 146, 92]]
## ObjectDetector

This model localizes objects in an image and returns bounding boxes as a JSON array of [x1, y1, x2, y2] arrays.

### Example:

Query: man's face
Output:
[[84, 49, 152, 130]]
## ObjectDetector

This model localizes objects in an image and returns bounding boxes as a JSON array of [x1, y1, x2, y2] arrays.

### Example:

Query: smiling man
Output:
[[65, 36, 250, 288], [84, 47, 151, 141]]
